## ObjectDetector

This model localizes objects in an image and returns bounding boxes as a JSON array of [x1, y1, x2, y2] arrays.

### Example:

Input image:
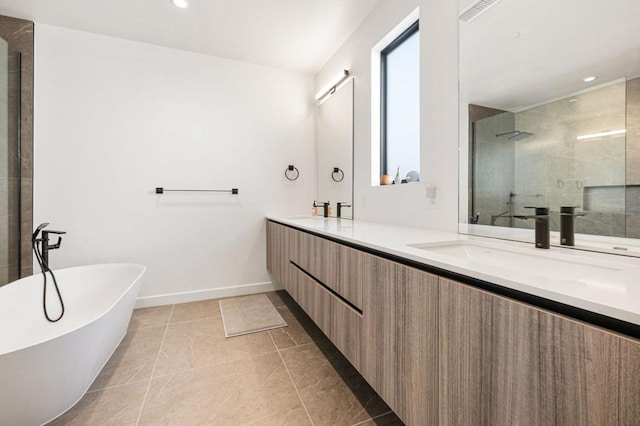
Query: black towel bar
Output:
[[155, 187, 238, 194]]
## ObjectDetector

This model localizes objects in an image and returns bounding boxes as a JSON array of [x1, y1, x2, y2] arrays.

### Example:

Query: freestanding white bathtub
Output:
[[0, 263, 146, 426]]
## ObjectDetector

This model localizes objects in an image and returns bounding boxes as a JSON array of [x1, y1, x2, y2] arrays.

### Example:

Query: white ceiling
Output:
[[0, 0, 382, 74], [460, 0, 640, 111]]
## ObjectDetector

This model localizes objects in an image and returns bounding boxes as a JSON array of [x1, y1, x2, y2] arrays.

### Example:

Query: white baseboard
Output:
[[134, 281, 283, 309]]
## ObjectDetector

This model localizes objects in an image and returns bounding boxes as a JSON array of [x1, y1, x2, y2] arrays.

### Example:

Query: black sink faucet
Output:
[[336, 202, 351, 218], [560, 206, 587, 246], [470, 212, 480, 224], [514, 207, 550, 249], [314, 201, 330, 218]]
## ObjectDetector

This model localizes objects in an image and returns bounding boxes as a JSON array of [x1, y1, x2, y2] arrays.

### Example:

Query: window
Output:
[[380, 21, 420, 179]]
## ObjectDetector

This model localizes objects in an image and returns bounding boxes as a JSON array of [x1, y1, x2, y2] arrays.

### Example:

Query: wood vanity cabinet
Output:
[[361, 256, 439, 426], [267, 220, 438, 425], [439, 278, 640, 426], [266, 220, 640, 426], [266, 220, 362, 369]]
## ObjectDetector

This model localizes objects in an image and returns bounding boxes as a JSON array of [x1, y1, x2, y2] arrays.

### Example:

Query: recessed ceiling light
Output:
[[583, 76, 596, 82], [171, 0, 189, 9]]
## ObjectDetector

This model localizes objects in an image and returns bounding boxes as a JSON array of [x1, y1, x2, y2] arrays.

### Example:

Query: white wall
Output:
[[315, 0, 459, 230], [34, 25, 315, 305]]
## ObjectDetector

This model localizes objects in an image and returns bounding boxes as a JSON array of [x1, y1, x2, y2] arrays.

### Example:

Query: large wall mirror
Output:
[[316, 78, 354, 219], [458, 0, 640, 255]]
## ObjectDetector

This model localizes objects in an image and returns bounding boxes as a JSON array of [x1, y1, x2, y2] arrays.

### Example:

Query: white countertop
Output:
[[268, 215, 640, 327]]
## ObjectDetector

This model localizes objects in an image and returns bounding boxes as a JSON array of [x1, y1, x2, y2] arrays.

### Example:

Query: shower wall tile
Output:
[[0, 249, 6, 280], [626, 186, 640, 212], [19, 177, 32, 277], [627, 77, 640, 123], [475, 141, 514, 191], [612, 212, 627, 237], [626, 186, 640, 239], [473, 188, 511, 226], [575, 135, 620, 186], [626, 77, 640, 186], [20, 81, 33, 180], [575, 213, 611, 237], [626, 78, 640, 237], [0, 15, 33, 278], [6, 52, 20, 179], [0, 41, 5, 165], [0, 176, 19, 278], [10, 265, 17, 282], [545, 153, 582, 221], [627, 214, 640, 239], [583, 186, 625, 213], [0, 265, 18, 286], [472, 110, 515, 224], [468, 105, 508, 155], [574, 136, 626, 187], [7, 178, 20, 269], [546, 153, 573, 183], [627, 126, 640, 185], [514, 150, 547, 193], [510, 81, 628, 237], [549, 213, 561, 232], [0, 176, 6, 206], [468, 104, 510, 216]]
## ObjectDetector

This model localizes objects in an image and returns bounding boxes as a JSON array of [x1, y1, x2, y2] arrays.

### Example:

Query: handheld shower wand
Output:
[[32, 223, 66, 322]]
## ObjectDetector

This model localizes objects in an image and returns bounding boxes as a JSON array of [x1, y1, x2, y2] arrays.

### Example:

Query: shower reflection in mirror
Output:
[[469, 79, 634, 238]]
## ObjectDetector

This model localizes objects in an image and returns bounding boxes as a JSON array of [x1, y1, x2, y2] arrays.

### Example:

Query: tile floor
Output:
[[49, 291, 404, 425]]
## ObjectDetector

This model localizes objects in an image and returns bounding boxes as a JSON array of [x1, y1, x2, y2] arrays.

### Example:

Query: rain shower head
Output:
[[495, 130, 534, 141]]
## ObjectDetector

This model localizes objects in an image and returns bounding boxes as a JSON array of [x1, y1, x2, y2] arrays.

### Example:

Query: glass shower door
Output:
[[0, 36, 21, 286]]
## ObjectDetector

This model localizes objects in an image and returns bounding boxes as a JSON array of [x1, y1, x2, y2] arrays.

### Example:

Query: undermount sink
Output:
[[407, 240, 632, 282]]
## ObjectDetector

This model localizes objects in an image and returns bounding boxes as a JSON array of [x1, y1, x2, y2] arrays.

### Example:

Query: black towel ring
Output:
[[331, 167, 344, 182], [285, 165, 300, 181]]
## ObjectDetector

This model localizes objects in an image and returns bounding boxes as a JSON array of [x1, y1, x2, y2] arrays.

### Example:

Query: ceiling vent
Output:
[[459, 0, 503, 23]]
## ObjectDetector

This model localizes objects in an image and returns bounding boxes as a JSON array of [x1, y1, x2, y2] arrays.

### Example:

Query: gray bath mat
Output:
[[219, 294, 287, 337]]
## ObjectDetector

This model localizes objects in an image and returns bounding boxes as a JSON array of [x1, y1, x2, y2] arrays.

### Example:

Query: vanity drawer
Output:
[[289, 228, 364, 309], [292, 264, 362, 370]]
